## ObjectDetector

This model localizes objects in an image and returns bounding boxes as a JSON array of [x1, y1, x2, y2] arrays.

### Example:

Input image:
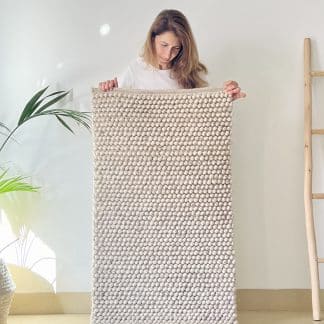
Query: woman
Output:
[[99, 9, 246, 101]]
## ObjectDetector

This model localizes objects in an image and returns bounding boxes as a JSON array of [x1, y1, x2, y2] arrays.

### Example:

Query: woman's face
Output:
[[154, 31, 181, 70]]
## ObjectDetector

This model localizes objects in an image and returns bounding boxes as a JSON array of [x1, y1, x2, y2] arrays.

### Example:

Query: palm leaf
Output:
[[18, 86, 49, 125], [17, 87, 91, 130], [18, 87, 69, 126], [25, 90, 66, 115], [56, 111, 91, 130], [33, 109, 91, 131], [34, 91, 69, 114], [55, 115, 74, 134], [1, 86, 91, 153], [0, 170, 39, 194]]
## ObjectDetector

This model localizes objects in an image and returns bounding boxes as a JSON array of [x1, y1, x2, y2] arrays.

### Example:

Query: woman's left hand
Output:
[[223, 80, 246, 101]]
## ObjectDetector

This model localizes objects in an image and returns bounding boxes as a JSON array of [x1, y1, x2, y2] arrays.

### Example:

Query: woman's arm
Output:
[[99, 65, 135, 91]]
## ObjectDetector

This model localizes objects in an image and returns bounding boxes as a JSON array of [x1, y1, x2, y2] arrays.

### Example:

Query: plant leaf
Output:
[[18, 86, 49, 126], [55, 115, 74, 134], [34, 91, 69, 114], [0, 170, 39, 194], [1, 87, 91, 154], [32, 109, 91, 131], [55, 111, 91, 130], [27, 90, 67, 114]]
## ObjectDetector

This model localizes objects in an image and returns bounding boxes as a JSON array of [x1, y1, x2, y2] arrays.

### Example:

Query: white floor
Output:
[[7, 312, 324, 323]]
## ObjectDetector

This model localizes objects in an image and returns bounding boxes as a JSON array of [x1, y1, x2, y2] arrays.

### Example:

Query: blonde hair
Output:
[[141, 9, 208, 89]]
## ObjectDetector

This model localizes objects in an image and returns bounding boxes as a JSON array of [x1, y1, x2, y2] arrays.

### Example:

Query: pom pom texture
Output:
[[91, 87, 237, 324]]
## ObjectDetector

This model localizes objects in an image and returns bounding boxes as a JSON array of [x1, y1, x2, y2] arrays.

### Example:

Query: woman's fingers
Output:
[[231, 91, 247, 101], [224, 86, 240, 95], [229, 87, 241, 94], [236, 91, 247, 99], [223, 80, 246, 101], [224, 80, 238, 89], [99, 82, 106, 91], [109, 80, 113, 90], [99, 78, 118, 92]]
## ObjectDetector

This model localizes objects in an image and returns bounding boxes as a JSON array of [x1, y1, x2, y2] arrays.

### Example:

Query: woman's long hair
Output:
[[141, 9, 208, 89]]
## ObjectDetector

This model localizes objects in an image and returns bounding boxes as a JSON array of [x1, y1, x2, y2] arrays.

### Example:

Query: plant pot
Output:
[[0, 258, 15, 324]]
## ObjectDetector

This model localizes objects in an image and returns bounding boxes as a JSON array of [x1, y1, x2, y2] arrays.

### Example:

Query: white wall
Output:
[[1, 0, 324, 291]]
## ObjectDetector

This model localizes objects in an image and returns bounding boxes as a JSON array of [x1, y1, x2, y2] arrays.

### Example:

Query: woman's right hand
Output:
[[99, 77, 118, 91]]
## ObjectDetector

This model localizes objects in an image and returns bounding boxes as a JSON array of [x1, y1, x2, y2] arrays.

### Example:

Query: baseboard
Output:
[[9, 289, 317, 314], [236, 289, 314, 311]]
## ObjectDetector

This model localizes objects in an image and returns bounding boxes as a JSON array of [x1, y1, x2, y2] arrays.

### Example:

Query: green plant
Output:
[[0, 85, 91, 194], [0, 169, 39, 194]]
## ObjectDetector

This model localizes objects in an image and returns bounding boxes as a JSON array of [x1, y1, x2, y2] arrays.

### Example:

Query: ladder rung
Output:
[[318, 258, 324, 263], [312, 129, 324, 135], [312, 193, 324, 199], [311, 71, 324, 77]]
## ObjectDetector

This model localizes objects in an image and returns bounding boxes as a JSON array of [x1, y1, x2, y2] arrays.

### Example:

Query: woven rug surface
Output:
[[91, 87, 237, 324]]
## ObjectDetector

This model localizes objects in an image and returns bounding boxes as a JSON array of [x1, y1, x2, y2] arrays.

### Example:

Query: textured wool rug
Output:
[[91, 87, 237, 324]]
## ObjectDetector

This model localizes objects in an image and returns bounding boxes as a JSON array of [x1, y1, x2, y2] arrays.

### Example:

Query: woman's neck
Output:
[[141, 57, 170, 70], [158, 63, 170, 70]]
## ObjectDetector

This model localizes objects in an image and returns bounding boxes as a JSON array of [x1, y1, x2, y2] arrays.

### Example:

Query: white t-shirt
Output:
[[118, 57, 206, 90]]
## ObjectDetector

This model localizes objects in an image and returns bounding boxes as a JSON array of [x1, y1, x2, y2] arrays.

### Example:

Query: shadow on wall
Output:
[[0, 191, 56, 292]]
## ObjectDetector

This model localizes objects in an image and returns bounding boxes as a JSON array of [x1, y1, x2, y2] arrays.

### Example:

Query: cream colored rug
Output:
[[91, 87, 237, 324]]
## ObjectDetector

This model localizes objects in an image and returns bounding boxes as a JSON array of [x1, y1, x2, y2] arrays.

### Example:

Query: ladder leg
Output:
[[304, 200, 321, 320], [311, 268, 321, 321], [304, 175, 321, 320], [304, 37, 321, 321]]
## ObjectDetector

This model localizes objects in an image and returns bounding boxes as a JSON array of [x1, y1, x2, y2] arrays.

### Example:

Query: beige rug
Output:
[[91, 87, 237, 324]]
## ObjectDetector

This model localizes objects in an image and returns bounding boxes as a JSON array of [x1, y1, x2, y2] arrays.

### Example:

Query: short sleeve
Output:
[[200, 72, 210, 86], [117, 65, 135, 89]]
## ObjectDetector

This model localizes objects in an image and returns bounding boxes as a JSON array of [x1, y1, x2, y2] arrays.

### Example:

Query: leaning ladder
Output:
[[304, 37, 324, 321]]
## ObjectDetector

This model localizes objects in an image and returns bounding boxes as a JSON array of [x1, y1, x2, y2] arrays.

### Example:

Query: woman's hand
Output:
[[223, 80, 246, 101], [99, 77, 119, 91]]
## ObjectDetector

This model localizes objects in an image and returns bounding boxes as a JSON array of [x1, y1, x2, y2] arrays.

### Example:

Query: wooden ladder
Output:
[[304, 37, 324, 321]]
